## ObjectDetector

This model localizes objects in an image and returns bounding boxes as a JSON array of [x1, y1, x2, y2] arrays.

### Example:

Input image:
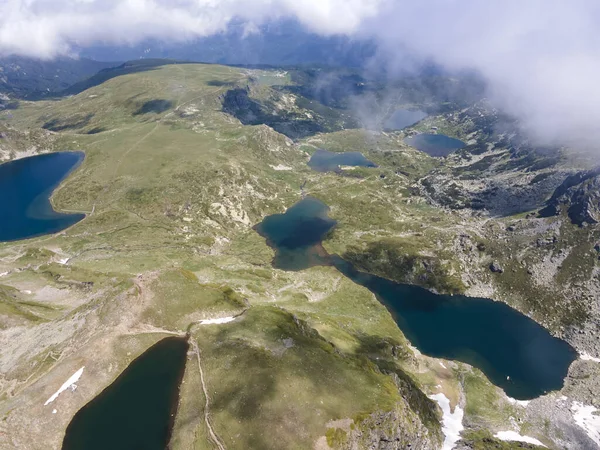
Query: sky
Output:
[[1, 0, 600, 149]]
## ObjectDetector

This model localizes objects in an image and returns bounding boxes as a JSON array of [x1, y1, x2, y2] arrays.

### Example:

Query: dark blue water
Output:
[[308, 149, 377, 172], [62, 337, 189, 450], [255, 197, 578, 400], [0, 152, 85, 242], [404, 134, 465, 157], [384, 109, 428, 130], [254, 197, 335, 270]]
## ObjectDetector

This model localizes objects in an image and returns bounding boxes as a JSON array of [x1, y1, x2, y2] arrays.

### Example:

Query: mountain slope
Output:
[[0, 56, 117, 99], [0, 63, 597, 449]]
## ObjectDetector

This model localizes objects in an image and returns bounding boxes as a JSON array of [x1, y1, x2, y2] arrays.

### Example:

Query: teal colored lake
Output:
[[404, 134, 465, 157], [254, 197, 335, 270], [384, 109, 427, 130], [308, 149, 376, 172], [62, 337, 189, 450], [0, 152, 85, 242], [255, 197, 578, 400]]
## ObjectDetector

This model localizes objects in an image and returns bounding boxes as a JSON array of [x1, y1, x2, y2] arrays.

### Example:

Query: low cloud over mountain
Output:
[[2, 0, 600, 149]]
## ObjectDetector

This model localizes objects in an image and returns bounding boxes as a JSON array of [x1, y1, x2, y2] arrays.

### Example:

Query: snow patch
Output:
[[199, 316, 236, 325], [439, 361, 447, 369], [429, 393, 464, 450], [580, 353, 600, 363], [571, 401, 600, 446], [44, 367, 84, 406], [506, 396, 531, 408], [57, 258, 69, 265], [494, 431, 546, 447]]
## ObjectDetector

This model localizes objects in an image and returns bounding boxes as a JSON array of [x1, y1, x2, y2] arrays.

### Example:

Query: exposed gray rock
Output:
[[489, 261, 504, 273], [542, 168, 600, 226], [343, 407, 440, 450]]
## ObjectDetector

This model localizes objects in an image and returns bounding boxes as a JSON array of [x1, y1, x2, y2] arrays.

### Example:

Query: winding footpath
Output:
[[190, 339, 226, 450]]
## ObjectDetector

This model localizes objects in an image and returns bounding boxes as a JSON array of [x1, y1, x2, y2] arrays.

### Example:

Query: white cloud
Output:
[[0, 0, 380, 58], [363, 1, 600, 148], [1, 0, 600, 148]]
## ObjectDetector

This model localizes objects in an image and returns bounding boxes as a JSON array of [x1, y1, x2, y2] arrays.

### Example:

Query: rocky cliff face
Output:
[[541, 168, 600, 226], [344, 408, 439, 450], [321, 370, 443, 450]]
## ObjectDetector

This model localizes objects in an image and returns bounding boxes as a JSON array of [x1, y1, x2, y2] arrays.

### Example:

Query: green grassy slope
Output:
[[0, 64, 446, 450], [1, 62, 594, 449]]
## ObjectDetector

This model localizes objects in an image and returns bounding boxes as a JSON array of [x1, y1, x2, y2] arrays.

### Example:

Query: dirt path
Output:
[[190, 339, 226, 450]]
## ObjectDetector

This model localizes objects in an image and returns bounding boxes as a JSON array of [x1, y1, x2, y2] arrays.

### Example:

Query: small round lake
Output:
[[0, 152, 85, 242], [404, 134, 465, 157], [308, 149, 376, 172], [384, 109, 428, 130], [255, 197, 578, 400], [62, 337, 189, 450], [254, 197, 335, 270]]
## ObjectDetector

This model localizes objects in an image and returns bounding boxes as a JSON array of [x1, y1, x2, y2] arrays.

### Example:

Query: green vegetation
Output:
[[461, 369, 516, 426], [0, 284, 52, 325], [460, 430, 546, 449], [343, 238, 466, 294], [141, 269, 247, 330], [189, 306, 439, 449], [1, 61, 595, 450], [326, 428, 348, 447]]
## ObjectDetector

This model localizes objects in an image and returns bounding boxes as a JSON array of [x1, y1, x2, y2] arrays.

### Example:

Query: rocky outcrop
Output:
[[221, 86, 327, 139], [323, 397, 441, 450], [342, 238, 466, 295], [541, 168, 600, 226], [489, 261, 504, 273], [343, 408, 439, 450], [322, 370, 443, 450]]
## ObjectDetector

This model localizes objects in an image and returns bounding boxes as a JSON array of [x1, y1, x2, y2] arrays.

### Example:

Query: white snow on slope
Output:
[[580, 353, 600, 363], [199, 316, 236, 325], [429, 393, 464, 450], [44, 367, 84, 406], [571, 401, 600, 446], [506, 396, 531, 408], [494, 431, 546, 447]]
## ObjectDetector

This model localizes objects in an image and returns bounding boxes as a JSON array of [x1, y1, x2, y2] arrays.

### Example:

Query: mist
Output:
[[1, 0, 599, 149]]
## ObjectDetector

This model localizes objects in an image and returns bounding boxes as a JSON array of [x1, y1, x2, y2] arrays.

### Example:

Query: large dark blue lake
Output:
[[0, 152, 85, 242], [308, 149, 376, 172], [255, 197, 578, 400], [384, 109, 428, 130], [62, 337, 189, 450], [405, 134, 465, 157]]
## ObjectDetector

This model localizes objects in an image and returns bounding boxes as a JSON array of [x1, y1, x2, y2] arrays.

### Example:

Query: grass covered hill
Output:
[[0, 62, 597, 449]]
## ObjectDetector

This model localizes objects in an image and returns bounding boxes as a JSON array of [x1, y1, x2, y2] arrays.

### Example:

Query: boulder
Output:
[[489, 261, 504, 273]]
